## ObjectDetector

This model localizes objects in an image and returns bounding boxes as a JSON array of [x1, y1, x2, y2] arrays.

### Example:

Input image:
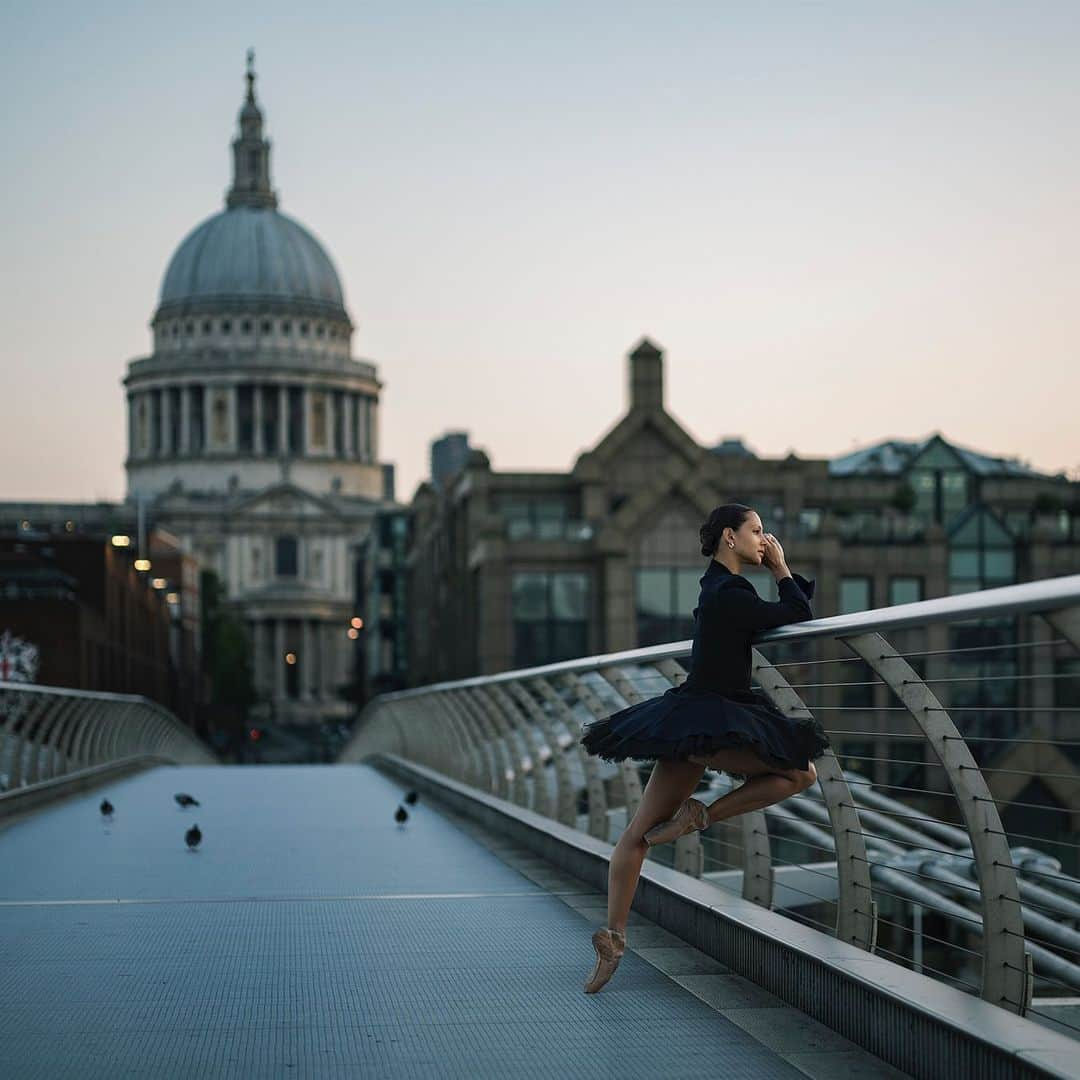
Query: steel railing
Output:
[[340, 573, 1080, 1033], [0, 682, 216, 791]]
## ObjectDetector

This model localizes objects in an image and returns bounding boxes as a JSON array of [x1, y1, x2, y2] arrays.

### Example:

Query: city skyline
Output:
[[2, 1, 1079, 504]]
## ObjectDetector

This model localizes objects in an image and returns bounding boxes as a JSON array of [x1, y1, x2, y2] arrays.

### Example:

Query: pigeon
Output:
[[185, 824, 202, 850], [394, 805, 408, 826], [175, 793, 200, 808], [100, 799, 114, 818], [403, 790, 418, 806]]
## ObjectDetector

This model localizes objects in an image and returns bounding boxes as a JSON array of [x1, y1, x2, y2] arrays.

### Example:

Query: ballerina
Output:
[[579, 503, 830, 993]]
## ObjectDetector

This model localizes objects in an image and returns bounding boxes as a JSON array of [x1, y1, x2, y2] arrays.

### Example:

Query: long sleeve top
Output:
[[681, 560, 816, 695]]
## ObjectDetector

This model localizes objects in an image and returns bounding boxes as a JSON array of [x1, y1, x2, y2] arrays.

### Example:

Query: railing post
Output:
[[752, 649, 876, 948], [506, 679, 578, 828], [483, 684, 552, 819], [532, 676, 610, 840], [462, 686, 529, 807], [842, 631, 1031, 1013], [560, 671, 643, 826]]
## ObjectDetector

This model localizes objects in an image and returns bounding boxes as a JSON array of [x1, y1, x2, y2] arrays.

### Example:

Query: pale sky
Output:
[[2, 1, 1078, 503]]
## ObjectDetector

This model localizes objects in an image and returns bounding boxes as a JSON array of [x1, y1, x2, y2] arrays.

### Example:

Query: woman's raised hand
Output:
[[762, 533, 789, 575]]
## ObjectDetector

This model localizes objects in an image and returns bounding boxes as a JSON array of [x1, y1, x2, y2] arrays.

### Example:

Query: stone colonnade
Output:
[[128, 382, 377, 462], [249, 616, 348, 704]]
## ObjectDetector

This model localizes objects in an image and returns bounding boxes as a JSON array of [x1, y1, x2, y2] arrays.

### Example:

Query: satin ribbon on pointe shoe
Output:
[[643, 797, 710, 847]]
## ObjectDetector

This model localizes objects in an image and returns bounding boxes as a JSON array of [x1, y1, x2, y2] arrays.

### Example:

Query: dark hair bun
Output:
[[699, 503, 753, 557]]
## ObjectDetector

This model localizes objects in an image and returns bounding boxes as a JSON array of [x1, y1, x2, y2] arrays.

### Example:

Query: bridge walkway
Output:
[[0, 763, 906, 1079]]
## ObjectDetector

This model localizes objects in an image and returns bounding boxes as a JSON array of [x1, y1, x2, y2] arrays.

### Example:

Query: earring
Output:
[[727, 541, 735, 549]]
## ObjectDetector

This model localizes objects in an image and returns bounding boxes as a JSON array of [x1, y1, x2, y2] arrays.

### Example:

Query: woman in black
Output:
[[579, 503, 830, 993]]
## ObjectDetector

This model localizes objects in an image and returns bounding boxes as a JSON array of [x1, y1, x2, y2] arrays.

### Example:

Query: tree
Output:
[[200, 571, 256, 756]]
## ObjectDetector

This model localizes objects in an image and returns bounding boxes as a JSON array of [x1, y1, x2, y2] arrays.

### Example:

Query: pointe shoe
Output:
[[643, 797, 710, 847], [583, 927, 626, 994]]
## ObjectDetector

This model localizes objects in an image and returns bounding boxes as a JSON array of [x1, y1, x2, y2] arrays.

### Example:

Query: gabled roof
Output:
[[829, 432, 1048, 478]]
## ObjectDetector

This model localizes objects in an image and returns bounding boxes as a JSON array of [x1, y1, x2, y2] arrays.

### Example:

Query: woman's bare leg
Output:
[[606, 758, 705, 932], [688, 748, 816, 825]]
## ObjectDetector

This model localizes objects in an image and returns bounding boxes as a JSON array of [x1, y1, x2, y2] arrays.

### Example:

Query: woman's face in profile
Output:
[[733, 512, 767, 565]]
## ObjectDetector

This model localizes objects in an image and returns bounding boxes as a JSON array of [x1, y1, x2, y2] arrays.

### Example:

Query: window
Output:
[[202, 319, 212, 334], [501, 497, 574, 540], [260, 319, 272, 334], [241, 319, 252, 334], [299, 322, 309, 336], [907, 442, 972, 526], [275, 537, 299, 578], [316, 323, 325, 338], [948, 508, 1015, 595], [839, 576, 872, 614], [281, 320, 291, 335], [889, 577, 922, 606], [798, 508, 823, 536], [740, 570, 778, 601], [635, 568, 700, 646], [221, 319, 232, 334], [512, 571, 589, 667]]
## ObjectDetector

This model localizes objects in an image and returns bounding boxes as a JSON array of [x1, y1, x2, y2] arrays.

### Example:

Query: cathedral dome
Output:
[[157, 207, 346, 319], [153, 53, 349, 326]]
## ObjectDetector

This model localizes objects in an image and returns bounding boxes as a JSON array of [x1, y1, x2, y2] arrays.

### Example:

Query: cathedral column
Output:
[[202, 385, 213, 454], [300, 621, 313, 701], [319, 623, 331, 700], [127, 394, 136, 460], [252, 619, 265, 696], [278, 385, 289, 454], [253, 383, 264, 455], [350, 393, 361, 460], [160, 388, 172, 456], [367, 396, 377, 462], [227, 385, 239, 453], [274, 620, 286, 700], [179, 386, 191, 454]]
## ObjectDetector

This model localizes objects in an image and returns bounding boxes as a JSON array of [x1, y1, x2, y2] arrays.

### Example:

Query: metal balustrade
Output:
[[0, 682, 215, 792], [340, 573, 1080, 1035]]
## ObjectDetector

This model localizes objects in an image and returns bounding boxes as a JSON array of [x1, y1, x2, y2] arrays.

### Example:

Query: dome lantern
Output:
[[226, 49, 278, 211]]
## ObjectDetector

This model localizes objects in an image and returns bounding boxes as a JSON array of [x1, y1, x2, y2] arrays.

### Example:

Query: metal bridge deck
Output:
[[0, 764, 905, 1078]]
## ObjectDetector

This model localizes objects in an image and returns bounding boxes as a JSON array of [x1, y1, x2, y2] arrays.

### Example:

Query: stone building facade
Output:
[[404, 339, 1080, 856], [408, 338, 1080, 683]]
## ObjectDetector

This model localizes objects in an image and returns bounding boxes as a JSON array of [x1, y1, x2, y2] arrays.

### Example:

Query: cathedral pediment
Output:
[[230, 483, 343, 521]]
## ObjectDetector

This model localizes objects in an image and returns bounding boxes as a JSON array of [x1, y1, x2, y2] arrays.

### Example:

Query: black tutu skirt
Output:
[[580, 685, 830, 782]]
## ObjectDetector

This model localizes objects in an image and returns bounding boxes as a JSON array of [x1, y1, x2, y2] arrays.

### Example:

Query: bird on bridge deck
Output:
[[404, 790, 418, 805], [394, 805, 409, 826], [185, 824, 202, 850], [174, 793, 200, 808], [99, 798, 114, 819]]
